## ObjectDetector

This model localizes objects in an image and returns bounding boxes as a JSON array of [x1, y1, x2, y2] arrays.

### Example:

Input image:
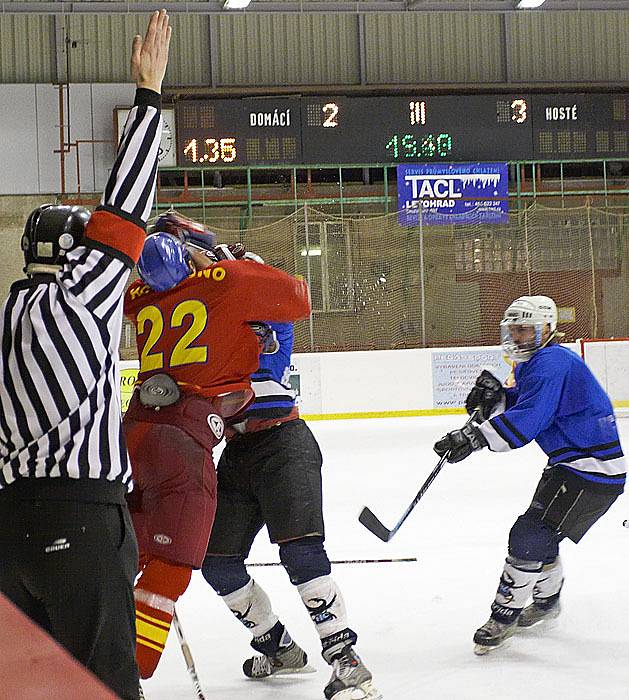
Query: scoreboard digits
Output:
[[176, 93, 628, 167]]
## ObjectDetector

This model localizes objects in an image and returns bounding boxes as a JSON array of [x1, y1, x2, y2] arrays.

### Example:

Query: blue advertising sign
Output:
[[397, 162, 509, 226]]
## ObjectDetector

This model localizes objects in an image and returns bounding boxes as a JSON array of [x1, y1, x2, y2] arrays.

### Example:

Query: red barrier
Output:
[[0, 593, 119, 699]]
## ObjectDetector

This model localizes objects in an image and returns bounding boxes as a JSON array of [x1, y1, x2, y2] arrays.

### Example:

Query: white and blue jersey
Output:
[[478, 344, 626, 490], [245, 322, 297, 420]]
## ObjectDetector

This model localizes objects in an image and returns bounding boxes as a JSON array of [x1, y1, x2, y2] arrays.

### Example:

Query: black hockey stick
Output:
[[359, 409, 480, 542], [173, 609, 207, 700]]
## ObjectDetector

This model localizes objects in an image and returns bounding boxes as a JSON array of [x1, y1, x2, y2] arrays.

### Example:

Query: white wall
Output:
[[0, 83, 132, 195], [122, 342, 611, 419]]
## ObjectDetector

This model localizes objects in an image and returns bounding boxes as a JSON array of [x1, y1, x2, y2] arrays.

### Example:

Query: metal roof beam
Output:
[[1, 1, 628, 15]]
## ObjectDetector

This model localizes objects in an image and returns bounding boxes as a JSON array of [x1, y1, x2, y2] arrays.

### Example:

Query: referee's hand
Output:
[[131, 9, 172, 94]]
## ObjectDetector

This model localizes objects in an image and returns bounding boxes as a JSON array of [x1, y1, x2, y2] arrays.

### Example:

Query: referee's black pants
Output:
[[0, 499, 139, 700]]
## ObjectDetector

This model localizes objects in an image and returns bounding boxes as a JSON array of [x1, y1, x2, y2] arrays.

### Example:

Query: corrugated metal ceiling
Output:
[[1, 0, 628, 13]]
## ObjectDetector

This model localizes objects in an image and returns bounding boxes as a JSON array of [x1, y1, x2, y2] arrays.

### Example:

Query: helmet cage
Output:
[[500, 320, 546, 362]]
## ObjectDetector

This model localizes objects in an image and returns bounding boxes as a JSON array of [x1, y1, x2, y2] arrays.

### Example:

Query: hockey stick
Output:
[[359, 409, 481, 542], [248, 557, 418, 566], [172, 609, 207, 700]]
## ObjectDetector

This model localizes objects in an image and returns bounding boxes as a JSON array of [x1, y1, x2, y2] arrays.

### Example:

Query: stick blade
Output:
[[358, 506, 393, 542]]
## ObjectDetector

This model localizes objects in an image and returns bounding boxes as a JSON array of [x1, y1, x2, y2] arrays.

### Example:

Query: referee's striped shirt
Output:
[[0, 88, 162, 500]]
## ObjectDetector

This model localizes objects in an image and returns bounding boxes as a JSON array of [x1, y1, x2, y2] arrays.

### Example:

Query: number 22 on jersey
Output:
[[136, 300, 208, 372]]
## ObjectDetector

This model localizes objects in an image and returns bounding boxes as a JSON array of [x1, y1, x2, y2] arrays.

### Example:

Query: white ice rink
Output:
[[142, 415, 629, 700]]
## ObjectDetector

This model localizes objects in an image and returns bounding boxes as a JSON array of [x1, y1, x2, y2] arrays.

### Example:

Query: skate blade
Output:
[[518, 616, 560, 631], [247, 663, 317, 679], [328, 681, 382, 700], [474, 639, 511, 656], [474, 643, 493, 656], [273, 662, 317, 676]]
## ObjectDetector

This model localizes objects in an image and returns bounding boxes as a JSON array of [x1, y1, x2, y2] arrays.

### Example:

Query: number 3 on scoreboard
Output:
[[136, 300, 209, 372]]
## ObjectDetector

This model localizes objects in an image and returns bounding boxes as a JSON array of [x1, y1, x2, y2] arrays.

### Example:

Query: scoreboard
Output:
[[176, 93, 629, 167], [531, 94, 629, 159]]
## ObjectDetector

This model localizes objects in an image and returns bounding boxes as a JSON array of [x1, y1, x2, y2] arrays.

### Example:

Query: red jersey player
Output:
[[123, 212, 310, 679]]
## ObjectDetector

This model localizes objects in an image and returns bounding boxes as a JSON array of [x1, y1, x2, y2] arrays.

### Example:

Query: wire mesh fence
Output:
[[121, 202, 629, 358]]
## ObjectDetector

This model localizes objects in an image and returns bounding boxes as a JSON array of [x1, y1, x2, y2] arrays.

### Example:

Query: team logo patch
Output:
[[207, 414, 224, 440], [153, 533, 172, 546], [305, 595, 337, 625]]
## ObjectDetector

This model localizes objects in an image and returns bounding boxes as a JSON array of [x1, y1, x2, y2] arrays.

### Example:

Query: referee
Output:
[[0, 11, 171, 700]]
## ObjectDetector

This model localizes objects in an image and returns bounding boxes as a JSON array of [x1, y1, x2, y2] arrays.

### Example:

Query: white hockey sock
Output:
[[297, 575, 348, 640], [491, 556, 542, 622], [222, 579, 279, 638], [533, 556, 564, 602]]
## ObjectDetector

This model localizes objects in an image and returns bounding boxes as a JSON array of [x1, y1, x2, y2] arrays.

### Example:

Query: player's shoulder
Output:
[[527, 343, 579, 374]]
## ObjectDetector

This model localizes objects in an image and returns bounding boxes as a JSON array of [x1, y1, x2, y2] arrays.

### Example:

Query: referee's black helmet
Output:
[[21, 204, 91, 272]]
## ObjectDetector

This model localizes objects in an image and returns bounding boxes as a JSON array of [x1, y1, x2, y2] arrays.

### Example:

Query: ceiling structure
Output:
[[1, 0, 628, 14]]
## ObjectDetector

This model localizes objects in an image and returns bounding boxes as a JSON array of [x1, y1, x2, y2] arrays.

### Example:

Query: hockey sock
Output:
[[532, 556, 564, 607], [134, 558, 192, 679], [296, 575, 357, 661], [222, 579, 281, 642], [491, 556, 542, 624]]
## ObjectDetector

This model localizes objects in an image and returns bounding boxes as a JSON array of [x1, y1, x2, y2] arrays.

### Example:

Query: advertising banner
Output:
[[431, 348, 512, 409], [397, 162, 509, 226]]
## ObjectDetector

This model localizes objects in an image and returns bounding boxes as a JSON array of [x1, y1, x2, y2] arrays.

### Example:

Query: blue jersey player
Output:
[[202, 320, 380, 700], [434, 295, 626, 654]]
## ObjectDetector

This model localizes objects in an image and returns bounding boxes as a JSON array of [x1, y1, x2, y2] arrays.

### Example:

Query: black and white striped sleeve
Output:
[[99, 88, 162, 227]]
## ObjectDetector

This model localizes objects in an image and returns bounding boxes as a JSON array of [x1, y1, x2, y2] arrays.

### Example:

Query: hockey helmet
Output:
[[500, 295, 558, 362], [21, 204, 91, 273], [138, 232, 193, 292]]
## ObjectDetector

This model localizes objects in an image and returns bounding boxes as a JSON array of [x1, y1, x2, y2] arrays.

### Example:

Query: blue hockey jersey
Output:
[[478, 344, 626, 488], [245, 322, 297, 420]]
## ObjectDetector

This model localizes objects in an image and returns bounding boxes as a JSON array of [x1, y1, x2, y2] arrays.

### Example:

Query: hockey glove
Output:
[[211, 243, 245, 261], [465, 370, 506, 422], [243, 251, 265, 264], [433, 424, 488, 463], [248, 322, 279, 354]]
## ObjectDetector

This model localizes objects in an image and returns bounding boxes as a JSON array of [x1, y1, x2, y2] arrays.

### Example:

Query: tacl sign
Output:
[[406, 175, 464, 207], [397, 162, 509, 226]]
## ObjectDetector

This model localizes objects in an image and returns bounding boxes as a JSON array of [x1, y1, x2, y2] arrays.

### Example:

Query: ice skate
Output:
[[243, 639, 314, 679], [324, 645, 382, 700], [138, 683, 146, 700], [473, 617, 518, 655], [518, 598, 561, 628]]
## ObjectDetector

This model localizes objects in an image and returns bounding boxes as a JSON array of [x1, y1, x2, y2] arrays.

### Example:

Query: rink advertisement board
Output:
[[431, 349, 512, 409], [118, 362, 310, 415], [397, 162, 509, 227]]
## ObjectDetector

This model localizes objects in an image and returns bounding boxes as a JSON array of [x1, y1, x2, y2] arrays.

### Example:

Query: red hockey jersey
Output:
[[125, 260, 310, 401]]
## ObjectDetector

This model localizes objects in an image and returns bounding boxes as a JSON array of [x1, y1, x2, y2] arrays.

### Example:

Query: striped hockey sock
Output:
[[134, 558, 192, 679]]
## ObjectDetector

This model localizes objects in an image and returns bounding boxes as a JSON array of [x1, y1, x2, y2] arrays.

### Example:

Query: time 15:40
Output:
[[385, 133, 453, 159]]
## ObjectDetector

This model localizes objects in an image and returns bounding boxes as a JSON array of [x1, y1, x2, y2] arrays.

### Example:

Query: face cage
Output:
[[500, 320, 545, 362]]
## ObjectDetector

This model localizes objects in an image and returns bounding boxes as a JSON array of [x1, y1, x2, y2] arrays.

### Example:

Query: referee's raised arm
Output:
[[0, 12, 172, 700], [90, 7, 172, 263]]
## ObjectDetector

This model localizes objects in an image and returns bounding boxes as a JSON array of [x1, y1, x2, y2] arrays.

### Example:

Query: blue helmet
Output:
[[137, 232, 192, 292]]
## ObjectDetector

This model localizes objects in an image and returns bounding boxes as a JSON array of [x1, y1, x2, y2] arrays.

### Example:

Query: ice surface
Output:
[[142, 416, 629, 700]]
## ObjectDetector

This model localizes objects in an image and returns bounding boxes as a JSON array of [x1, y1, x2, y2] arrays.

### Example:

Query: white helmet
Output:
[[500, 295, 557, 362]]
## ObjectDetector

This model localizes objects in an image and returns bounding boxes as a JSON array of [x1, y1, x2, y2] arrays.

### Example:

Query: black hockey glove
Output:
[[433, 424, 488, 463], [465, 370, 505, 422]]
